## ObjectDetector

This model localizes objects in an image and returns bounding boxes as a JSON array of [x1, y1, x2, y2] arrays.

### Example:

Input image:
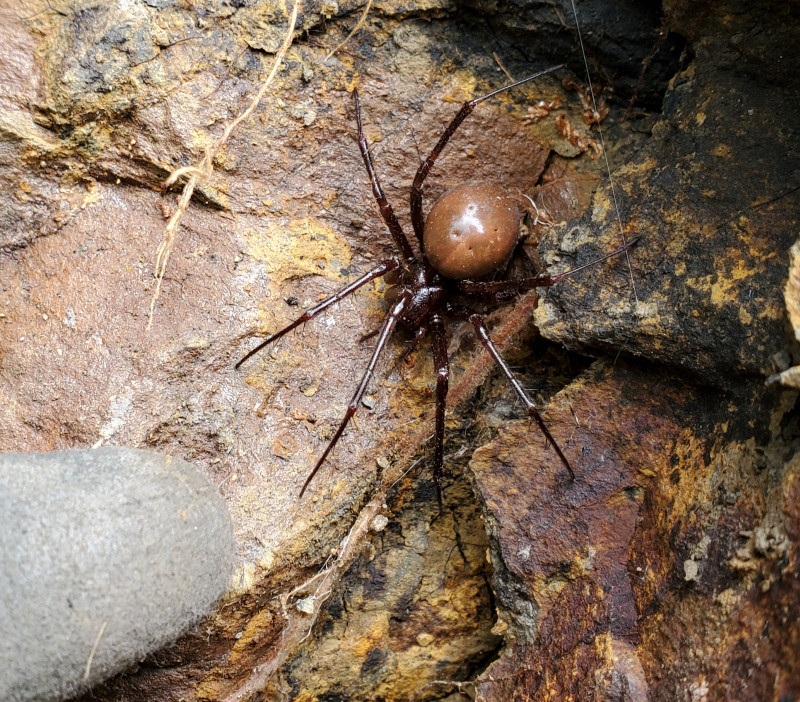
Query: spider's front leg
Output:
[[447, 304, 575, 481], [354, 90, 417, 265], [299, 290, 412, 497], [236, 258, 400, 368], [409, 65, 564, 242], [430, 315, 449, 508]]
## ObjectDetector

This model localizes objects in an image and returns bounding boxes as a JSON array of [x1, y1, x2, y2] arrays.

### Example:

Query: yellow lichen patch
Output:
[[713, 588, 741, 615], [212, 142, 237, 171], [592, 630, 615, 665], [633, 301, 661, 327], [257, 547, 276, 571], [352, 615, 390, 659], [190, 128, 216, 153], [301, 378, 320, 397], [536, 573, 568, 605], [708, 280, 736, 306], [709, 258, 759, 307], [81, 181, 102, 208], [664, 431, 719, 517], [758, 299, 783, 321], [439, 74, 479, 104], [227, 562, 256, 598], [227, 608, 276, 665], [711, 144, 732, 158], [243, 217, 351, 282], [617, 155, 659, 180], [591, 188, 615, 220], [574, 546, 597, 576], [739, 306, 753, 325]]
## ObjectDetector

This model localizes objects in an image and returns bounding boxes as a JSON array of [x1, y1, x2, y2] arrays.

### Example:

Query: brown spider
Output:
[[237, 66, 637, 503]]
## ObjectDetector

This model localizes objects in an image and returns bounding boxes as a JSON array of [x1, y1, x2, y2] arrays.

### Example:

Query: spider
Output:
[[237, 65, 638, 503]]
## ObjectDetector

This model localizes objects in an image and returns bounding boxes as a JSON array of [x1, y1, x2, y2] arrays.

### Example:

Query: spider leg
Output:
[[363, 323, 425, 353], [410, 65, 564, 243], [299, 291, 412, 497], [359, 328, 381, 343], [403, 325, 428, 359], [430, 315, 449, 508], [354, 90, 417, 265], [236, 258, 400, 369], [448, 304, 575, 481], [454, 236, 640, 300]]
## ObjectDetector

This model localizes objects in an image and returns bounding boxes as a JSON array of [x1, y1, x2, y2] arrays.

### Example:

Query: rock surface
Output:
[[0, 447, 235, 702], [0, 0, 798, 699]]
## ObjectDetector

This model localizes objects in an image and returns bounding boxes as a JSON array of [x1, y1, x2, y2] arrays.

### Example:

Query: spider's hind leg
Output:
[[236, 258, 400, 369], [430, 315, 449, 508], [448, 304, 575, 481], [453, 236, 640, 301]]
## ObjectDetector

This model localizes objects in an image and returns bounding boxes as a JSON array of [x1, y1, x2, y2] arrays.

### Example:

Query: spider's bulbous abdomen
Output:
[[423, 182, 520, 280]]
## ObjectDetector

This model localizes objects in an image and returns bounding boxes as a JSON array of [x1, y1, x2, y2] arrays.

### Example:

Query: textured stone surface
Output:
[[2, 1, 616, 697], [1, 0, 798, 699], [470, 362, 799, 701], [0, 447, 235, 702], [536, 1, 800, 385]]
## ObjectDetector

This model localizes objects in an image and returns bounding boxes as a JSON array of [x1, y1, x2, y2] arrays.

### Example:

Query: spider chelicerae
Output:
[[237, 65, 637, 503]]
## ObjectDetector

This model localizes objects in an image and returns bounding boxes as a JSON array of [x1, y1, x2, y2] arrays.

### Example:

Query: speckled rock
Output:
[[0, 447, 235, 702]]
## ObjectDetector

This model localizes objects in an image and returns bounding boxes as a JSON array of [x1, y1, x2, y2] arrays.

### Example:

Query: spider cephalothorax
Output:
[[237, 66, 637, 502]]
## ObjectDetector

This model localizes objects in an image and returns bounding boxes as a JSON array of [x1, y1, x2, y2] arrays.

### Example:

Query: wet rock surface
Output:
[[471, 362, 799, 701], [1, 0, 798, 699]]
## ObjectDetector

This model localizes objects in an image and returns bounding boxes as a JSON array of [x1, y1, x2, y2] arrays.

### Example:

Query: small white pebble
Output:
[[684, 559, 699, 582], [296, 596, 315, 614], [371, 514, 389, 532]]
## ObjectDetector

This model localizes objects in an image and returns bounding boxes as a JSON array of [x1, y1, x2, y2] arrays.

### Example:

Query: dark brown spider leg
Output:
[[362, 322, 425, 349], [401, 324, 428, 359], [299, 291, 412, 497], [359, 328, 381, 343], [454, 236, 640, 299], [410, 65, 565, 243], [430, 315, 449, 508], [354, 90, 417, 264], [236, 258, 400, 369], [448, 304, 575, 481]]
